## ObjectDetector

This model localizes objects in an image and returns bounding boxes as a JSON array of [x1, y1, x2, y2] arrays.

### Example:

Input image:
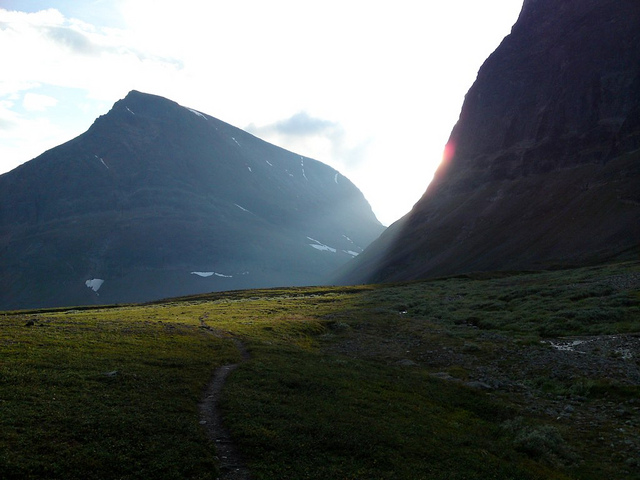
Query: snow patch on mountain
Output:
[[85, 278, 104, 293], [234, 203, 251, 213], [191, 271, 233, 278], [307, 237, 337, 253], [187, 108, 206, 119], [94, 155, 109, 169], [341, 235, 362, 254]]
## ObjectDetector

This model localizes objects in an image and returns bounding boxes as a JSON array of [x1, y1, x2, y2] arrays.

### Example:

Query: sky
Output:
[[0, 1, 524, 226]]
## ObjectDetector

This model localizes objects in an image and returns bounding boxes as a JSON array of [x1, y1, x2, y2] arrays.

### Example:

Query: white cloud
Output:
[[23, 92, 58, 111], [247, 112, 372, 172], [0, 100, 19, 130], [0, 7, 184, 102]]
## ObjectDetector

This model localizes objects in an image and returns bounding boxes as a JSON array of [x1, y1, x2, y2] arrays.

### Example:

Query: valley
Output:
[[1, 4, 638, 478]]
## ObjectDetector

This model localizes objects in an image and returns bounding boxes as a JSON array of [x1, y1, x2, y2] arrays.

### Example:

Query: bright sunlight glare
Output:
[[0, 1, 524, 225]]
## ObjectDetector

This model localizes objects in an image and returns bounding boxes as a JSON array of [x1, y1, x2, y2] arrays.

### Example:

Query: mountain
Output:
[[0, 91, 384, 310], [339, 0, 640, 285]]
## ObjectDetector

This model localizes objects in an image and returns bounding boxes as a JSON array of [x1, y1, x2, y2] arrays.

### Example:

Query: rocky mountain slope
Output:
[[340, 0, 640, 285], [0, 91, 384, 309]]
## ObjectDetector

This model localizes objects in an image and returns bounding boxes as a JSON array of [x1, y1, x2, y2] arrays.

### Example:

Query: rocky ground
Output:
[[325, 324, 640, 475]]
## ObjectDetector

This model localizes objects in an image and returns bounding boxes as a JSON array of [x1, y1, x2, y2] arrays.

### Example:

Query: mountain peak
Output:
[[0, 93, 384, 309], [107, 90, 183, 121], [121, 89, 172, 103]]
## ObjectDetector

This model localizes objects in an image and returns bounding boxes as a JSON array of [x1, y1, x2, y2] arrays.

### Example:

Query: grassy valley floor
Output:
[[1, 261, 639, 479]]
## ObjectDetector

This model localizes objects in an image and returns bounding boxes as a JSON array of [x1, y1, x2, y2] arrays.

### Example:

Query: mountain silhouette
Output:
[[340, 0, 640, 285], [0, 91, 384, 309]]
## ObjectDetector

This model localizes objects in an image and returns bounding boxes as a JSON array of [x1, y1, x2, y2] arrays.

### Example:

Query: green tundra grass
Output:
[[1, 261, 639, 479]]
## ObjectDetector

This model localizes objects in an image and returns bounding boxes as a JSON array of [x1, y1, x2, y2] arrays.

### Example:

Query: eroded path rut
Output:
[[198, 322, 251, 480]]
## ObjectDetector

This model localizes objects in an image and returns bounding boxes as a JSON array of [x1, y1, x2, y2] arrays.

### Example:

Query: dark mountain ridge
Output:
[[340, 0, 640, 285], [0, 91, 384, 309]]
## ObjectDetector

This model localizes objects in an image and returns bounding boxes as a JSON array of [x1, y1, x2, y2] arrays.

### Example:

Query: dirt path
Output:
[[198, 321, 251, 480]]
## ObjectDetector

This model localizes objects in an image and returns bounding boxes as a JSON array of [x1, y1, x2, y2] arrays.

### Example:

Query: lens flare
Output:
[[442, 142, 456, 164]]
